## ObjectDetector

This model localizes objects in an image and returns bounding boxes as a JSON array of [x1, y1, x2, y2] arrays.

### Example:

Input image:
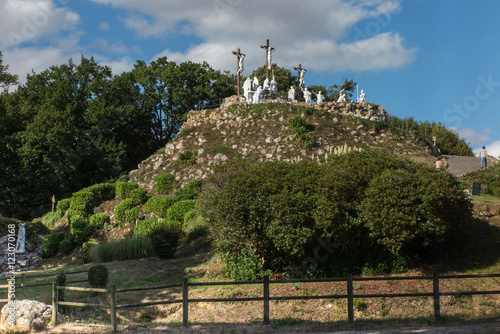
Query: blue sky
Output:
[[1, 0, 500, 157]]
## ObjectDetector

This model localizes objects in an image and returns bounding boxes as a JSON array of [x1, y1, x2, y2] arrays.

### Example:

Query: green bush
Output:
[[68, 191, 95, 223], [26, 221, 50, 239], [88, 265, 108, 288], [166, 200, 196, 224], [288, 115, 315, 148], [149, 226, 181, 259], [222, 248, 272, 281], [184, 216, 209, 244], [143, 196, 175, 218], [178, 150, 198, 165], [115, 182, 139, 200], [128, 187, 149, 205], [82, 241, 95, 263], [134, 219, 181, 236], [59, 237, 74, 255], [89, 213, 110, 230], [114, 199, 138, 224], [40, 212, 60, 229], [175, 180, 202, 201], [41, 232, 65, 258], [56, 198, 71, 218], [89, 237, 155, 262], [183, 209, 198, 225], [156, 173, 177, 194], [70, 219, 89, 245], [84, 183, 116, 203]]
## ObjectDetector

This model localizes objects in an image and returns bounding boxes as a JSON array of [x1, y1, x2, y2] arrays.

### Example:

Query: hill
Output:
[[128, 96, 434, 190]]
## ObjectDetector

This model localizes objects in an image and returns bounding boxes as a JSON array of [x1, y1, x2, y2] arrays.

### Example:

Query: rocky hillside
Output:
[[129, 96, 433, 192]]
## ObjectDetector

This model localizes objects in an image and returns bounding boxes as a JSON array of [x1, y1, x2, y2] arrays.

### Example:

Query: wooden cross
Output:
[[232, 48, 245, 97], [293, 64, 307, 102], [260, 39, 275, 79]]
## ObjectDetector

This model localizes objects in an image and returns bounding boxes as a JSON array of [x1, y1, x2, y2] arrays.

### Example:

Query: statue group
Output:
[[235, 39, 368, 105]]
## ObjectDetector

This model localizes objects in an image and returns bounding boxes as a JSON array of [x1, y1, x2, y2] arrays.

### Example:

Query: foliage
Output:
[[388, 116, 473, 156], [288, 115, 315, 148], [201, 152, 474, 278], [178, 150, 198, 165], [70, 219, 89, 245], [68, 190, 95, 223], [56, 198, 71, 218], [55, 272, 66, 313], [128, 187, 149, 205], [88, 264, 109, 288], [59, 237, 74, 255], [90, 237, 155, 262], [222, 248, 272, 281], [89, 213, 110, 230], [183, 209, 198, 225], [461, 163, 500, 197], [156, 173, 177, 195], [41, 232, 65, 258], [248, 64, 297, 98], [36, 212, 58, 230], [0, 51, 19, 90], [166, 200, 197, 224], [149, 225, 181, 259], [114, 198, 139, 224], [115, 182, 139, 200], [175, 179, 202, 201], [84, 183, 116, 203], [82, 241, 95, 263], [143, 196, 175, 218]]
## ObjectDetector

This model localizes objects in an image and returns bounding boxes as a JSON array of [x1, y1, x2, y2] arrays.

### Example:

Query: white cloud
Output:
[[99, 22, 110, 31], [92, 0, 415, 73], [458, 127, 491, 146], [93, 38, 128, 54], [0, 0, 80, 48]]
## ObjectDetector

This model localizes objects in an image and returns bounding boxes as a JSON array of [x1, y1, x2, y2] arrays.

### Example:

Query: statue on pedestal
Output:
[[337, 89, 346, 103], [253, 86, 263, 104], [15, 223, 26, 253], [253, 77, 259, 91], [243, 77, 253, 102], [357, 89, 366, 103], [263, 77, 271, 91], [303, 88, 312, 103], [315, 91, 324, 104], [270, 76, 278, 93]]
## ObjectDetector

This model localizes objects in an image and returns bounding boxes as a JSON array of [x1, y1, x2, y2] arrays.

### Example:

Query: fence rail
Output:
[[49, 272, 500, 333]]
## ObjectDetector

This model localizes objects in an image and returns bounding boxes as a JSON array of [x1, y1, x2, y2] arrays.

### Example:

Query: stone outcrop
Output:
[[0, 300, 54, 332], [0, 235, 43, 275]]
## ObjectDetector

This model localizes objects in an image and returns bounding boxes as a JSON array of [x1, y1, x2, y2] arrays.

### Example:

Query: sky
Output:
[[1, 0, 500, 157]]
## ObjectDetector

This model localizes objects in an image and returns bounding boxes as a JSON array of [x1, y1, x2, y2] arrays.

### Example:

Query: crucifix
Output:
[[260, 39, 275, 79], [232, 48, 245, 97], [293, 64, 307, 102]]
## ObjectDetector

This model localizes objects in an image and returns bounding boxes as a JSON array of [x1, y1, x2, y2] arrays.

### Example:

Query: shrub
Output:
[[288, 115, 315, 148], [59, 237, 74, 255], [88, 265, 108, 288], [156, 173, 177, 194], [114, 199, 138, 224], [149, 226, 181, 259], [178, 150, 198, 165], [134, 219, 181, 236], [222, 248, 272, 281], [89, 213, 110, 231], [82, 241, 96, 263], [68, 191, 95, 222], [26, 221, 50, 239], [84, 183, 116, 203], [56, 198, 71, 218], [70, 219, 89, 245], [143, 196, 175, 218], [184, 216, 209, 244], [56, 272, 67, 313], [40, 212, 60, 229], [183, 209, 198, 225], [166, 200, 196, 224], [115, 182, 139, 200], [41, 232, 65, 258], [128, 187, 149, 205], [175, 180, 202, 201], [89, 237, 155, 262]]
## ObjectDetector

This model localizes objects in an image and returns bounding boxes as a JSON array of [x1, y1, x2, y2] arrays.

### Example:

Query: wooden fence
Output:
[[0, 270, 89, 304], [51, 272, 500, 333]]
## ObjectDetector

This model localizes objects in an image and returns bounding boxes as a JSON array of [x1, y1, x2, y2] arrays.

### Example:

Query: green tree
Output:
[[0, 51, 18, 90]]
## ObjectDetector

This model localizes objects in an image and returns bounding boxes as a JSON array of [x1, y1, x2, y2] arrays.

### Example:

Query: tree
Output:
[[0, 51, 18, 90]]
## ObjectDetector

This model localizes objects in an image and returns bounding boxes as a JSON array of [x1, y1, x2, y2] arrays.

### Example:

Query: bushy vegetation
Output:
[[143, 196, 175, 218], [175, 180, 202, 201], [115, 182, 139, 200], [149, 225, 182, 259], [89, 237, 155, 262], [70, 219, 90, 245], [178, 150, 198, 165], [288, 115, 315, 148], [114, 198, 139, 224], [41, 232, 65, 258], [134, 219, 181, 236], [461, 163, 500, 197], [166, 200, 197, 225], [201, 151, 473, 279], [88, 265, 108, 288], [56, 198, 71, 218], [156, 173, 177, 195], [89, 213, 110, 230], [68, 191, 95, 223]]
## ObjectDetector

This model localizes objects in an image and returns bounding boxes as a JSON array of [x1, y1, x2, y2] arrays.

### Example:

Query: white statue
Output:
[[288, 86, 295, 102], [315, 91, 324, 104], [357, 89, 366, 103], [337, 89, 346, 103], [263, 77, 271, 91], [267, 49, 274, 70], [253, 86, 263, 104], [303, 87, 312, 103], [238, 54, 245, 75], [243, 77, 253, 102], [15, 223, 26, 253], [270, 76, 278, 92], [252, 77, 259, 91], [298, 68, 306, 89]]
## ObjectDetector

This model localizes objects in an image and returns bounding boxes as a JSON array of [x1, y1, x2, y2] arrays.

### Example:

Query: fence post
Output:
[[263, 276, 270, 324], [347, 273, 354, 323], [21, 274, 25, 300], [110, 285, 117, 333], [182, 278, 189, 327], [433, 271, 441, 320], [51, 283, 57, 325]]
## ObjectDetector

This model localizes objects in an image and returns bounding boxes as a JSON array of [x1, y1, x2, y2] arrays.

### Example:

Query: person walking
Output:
[[479, 146, 488, 169]]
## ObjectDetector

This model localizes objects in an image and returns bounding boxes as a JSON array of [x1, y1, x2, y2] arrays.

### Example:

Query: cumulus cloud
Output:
[[0, 0, 80, 48], [458, 127, 491, 147], [92, 0, 415, 73]]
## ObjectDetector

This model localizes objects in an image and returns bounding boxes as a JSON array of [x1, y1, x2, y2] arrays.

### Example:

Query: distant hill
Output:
[[128, 96, 435, 191]]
